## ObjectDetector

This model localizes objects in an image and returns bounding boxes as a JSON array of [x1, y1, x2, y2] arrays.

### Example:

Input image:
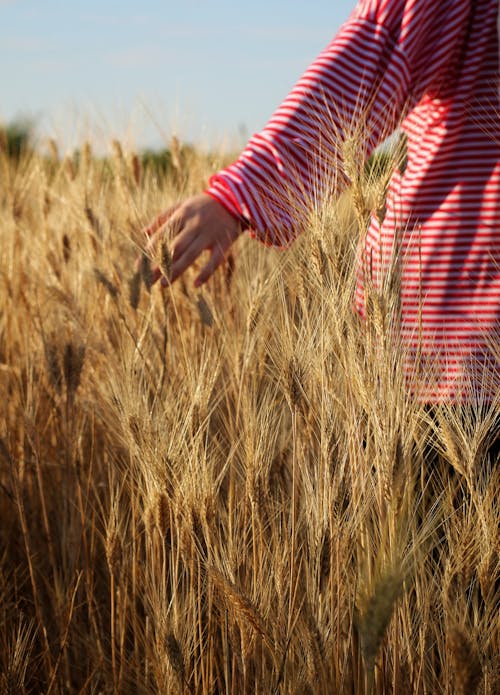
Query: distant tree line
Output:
[[1, 118, 402, 183], [0, 119, 34, 160]]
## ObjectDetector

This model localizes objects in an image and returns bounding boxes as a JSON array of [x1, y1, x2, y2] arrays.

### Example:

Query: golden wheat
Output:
[[0, 127, 498, 695]]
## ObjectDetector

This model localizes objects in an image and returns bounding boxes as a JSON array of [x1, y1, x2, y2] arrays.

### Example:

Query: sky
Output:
[[1, 0, 356, 152]]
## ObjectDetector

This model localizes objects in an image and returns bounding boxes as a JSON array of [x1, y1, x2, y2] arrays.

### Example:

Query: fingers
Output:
[[162, 242, 226, 288], [143, 203, 181, 239], [141, 205, 186, 283], [194, 245, 226, 287], [169, 224, 210, 283], [145, 210, 183, 258], [151, 266, 163, 285], [170, 218, 199, 263]]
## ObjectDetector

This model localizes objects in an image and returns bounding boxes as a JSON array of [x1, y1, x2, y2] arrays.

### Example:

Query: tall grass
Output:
[[0, 129, 498, 694]]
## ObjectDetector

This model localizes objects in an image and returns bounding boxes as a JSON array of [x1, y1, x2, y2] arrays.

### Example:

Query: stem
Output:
[[110, 573, 117, 692], [287, 405, 298, 676]]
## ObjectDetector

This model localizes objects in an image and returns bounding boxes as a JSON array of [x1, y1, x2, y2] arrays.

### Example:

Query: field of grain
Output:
[[0, 133, 498, 694]]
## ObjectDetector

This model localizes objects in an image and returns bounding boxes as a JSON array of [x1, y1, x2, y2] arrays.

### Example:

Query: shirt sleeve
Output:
[[205, 0, 457, 246]]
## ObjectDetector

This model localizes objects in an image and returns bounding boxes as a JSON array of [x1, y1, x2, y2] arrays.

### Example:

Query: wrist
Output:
[[204, 190, 250, 232]]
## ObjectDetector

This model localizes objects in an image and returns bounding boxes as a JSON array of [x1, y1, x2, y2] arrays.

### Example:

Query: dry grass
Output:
[[0, 130, 498, 694]]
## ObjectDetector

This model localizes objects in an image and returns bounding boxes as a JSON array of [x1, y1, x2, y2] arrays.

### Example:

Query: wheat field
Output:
[[0, 132, 498, 694]]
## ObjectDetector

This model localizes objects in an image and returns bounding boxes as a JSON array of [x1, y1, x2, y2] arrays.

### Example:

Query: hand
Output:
[[144, 193, 243, 288]]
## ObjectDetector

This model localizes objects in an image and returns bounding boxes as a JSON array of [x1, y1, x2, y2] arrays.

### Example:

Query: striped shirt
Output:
[[206, 0, 500, 400]]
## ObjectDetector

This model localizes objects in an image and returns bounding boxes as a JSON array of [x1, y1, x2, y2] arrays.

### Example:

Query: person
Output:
[[145, 0, 499, 401]]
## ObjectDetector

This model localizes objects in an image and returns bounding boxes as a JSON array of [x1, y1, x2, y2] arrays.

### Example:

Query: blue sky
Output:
[[1, 0, 356, 151]]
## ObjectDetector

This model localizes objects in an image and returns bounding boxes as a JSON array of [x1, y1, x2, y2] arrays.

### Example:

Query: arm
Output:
[[206, 6, 413, 246], [146, 0, 445, 285]]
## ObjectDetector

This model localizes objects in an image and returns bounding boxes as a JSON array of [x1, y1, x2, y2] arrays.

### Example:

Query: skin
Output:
[[144, 193, 243, 288]]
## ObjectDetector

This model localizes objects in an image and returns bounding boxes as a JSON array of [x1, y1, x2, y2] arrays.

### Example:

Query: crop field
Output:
[[0, 132, 498, 694]]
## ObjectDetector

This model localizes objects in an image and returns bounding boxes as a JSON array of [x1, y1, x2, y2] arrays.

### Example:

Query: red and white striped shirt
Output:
[[206, 0, 500, 400]]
